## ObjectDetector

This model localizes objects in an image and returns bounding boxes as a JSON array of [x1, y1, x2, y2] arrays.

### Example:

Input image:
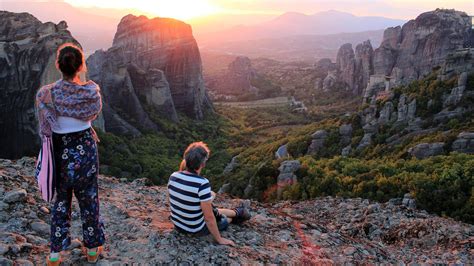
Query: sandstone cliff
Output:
[[316, 9, 472, 96], [0, 11, 86, 158], [0, 158, 472, 264], [373, 9, 472, 84], [87, 14, 212, 135]]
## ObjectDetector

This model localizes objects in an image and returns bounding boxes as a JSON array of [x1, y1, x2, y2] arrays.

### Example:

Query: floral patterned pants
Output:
[[50, 128, 105, 252]]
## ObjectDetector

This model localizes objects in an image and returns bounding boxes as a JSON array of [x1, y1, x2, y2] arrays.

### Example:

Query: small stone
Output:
[[10, 244, 21, 254], [0, 202, 8, 211], [344, 246, 357, 256], [30, 221, 50, 235], [25, 234, 47, 245], [3, 189, 27, 203], [14, 259, 34, 266], [39, 206, 50, 214], [69, 238, 82, 249], [0, 243, 9, 255], [0, 257, 13, 266]]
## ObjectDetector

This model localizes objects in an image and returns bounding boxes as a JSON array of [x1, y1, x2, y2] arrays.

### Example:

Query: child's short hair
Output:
[[180, 142, 210, 172]]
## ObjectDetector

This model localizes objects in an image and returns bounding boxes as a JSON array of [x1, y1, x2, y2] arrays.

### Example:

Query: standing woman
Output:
[[36, 43, 105, 265]]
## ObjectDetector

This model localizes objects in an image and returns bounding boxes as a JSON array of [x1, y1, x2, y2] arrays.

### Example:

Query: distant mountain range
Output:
[[197, 10, 405, 45], [1, 2, 405, 58]]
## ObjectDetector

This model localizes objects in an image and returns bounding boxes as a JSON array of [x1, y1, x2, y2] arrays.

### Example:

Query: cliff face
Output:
[[0, 11, 82, 158], [0, 158, 472, 264], [317, 9, 472, 96], [373, 9, 472, 84], [87, 14, 211, 136]]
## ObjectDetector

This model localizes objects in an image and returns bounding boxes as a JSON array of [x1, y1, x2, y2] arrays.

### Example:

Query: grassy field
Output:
[[215, 96, 290, 108]]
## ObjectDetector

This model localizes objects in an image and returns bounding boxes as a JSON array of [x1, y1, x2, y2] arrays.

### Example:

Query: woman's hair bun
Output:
[[56, 43, 84, 77]]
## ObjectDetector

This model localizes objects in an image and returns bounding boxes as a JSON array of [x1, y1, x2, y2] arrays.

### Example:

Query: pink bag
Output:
[[35, 136, 56, 202]]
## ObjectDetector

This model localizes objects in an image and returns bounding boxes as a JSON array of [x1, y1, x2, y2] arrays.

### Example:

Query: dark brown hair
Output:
[[180, 142, 211, 173], [56, 43, 84, 78]]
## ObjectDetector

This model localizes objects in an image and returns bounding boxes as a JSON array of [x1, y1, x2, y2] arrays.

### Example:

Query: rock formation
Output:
[[335, 41, 374, 94], [307, 130, 328, 155], [0, 11, 83, 158], [374, 9, 472, 84], [206, 56, 259, 99], [0, 157, 472, 264], [316, 9, 472, 98], [87, 14, 212, 135], [275, 144, 289, 159], [408, 142, 445, 159], [451, 132, 474, 154], [336, 43, 357, 93], [277, 160, 300, 195]]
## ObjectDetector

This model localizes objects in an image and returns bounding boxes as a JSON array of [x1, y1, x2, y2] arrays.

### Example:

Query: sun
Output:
[[65, 0, 221, 20]]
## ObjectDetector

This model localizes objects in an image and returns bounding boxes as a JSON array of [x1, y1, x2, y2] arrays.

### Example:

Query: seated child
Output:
[[167, 142, 251, 245]]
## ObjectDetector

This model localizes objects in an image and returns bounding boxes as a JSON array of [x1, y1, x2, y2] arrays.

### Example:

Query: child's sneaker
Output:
[[232, 200, 252, 224]]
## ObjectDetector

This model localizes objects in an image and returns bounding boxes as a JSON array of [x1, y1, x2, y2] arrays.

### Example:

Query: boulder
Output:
[[443, 73, 468, 107], [397, 94, 408, 122], [218, 183, 231, 194], [275, 144, 289, 159], [30, 221, 50, 236], [223, 156, 239, 174], [451, 132, 474, 154], [339, 124, 353, 146], [322, 70, 337, 91], [378, 101, 394, 124], [402, 193, 416, 209], [408, 142, 445, 159], [341, 145, 352, 157], [357, 133, 372, 150], [3, 189, 27, 203], [277, 160, 300, 196], [307, 130, 328, 155]]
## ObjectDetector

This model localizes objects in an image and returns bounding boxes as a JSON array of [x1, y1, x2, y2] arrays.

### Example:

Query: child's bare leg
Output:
[[218, 208, 237, 223]]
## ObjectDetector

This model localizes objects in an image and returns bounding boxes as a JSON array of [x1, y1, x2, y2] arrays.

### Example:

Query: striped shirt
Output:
[[167, 171, 212, 233]]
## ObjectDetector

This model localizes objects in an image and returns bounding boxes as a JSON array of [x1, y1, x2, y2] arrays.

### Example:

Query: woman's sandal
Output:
[[46, 257, 62, 266], [82, 246, 104, 263]]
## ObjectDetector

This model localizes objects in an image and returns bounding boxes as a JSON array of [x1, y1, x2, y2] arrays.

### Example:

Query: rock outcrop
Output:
[[0, 11, 83, 158], [307, 130, 328, 155], [277, 160, 300, 195], [335, 41, 375, 94], [408, 142, 445, 159], [317, 9, 472, 98], [451, 132, 474, 154], [1, 157, 472, 264], [374, 9, 472, 84], [205, 56, 268, 100], [87, 14, 212, 135], [275, 144, 289, 159], [336, 43, 357, 93]]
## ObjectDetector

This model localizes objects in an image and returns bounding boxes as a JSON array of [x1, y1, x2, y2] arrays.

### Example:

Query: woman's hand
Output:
[[217, 237, 235, 246]]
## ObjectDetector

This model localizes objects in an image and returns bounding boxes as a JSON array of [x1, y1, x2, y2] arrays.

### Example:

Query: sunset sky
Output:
[[62, 0, 473, 20]]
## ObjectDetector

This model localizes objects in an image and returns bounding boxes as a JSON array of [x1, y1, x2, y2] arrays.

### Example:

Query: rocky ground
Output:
[[0, 158, 472, 265]]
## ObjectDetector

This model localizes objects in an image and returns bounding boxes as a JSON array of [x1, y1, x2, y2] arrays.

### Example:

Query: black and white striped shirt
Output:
[[167, 171, 212, 233]]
